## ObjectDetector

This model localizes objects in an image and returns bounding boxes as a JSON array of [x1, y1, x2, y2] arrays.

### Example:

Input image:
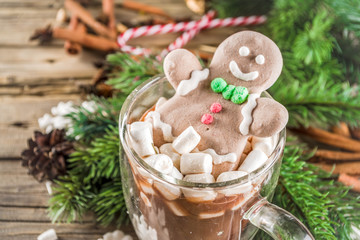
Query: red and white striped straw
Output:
[[117, 13, 267, 56], [159, 11, 215, 58]]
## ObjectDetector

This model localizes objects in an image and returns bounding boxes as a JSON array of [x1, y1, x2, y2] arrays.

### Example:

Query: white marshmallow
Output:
[[183, 173, 215, 183], [180, 153, 213, 174], [140, 191, 152, 207], [145, 111, 175, 142], [37, 229, 57, 240], [170, 167, 183, 180], [45, 181, 53, 195], [136, 167, 154, 184], [238, 149, 268, 173], [122, 236, 133, 240], [129, 122, 155, 157], [140, 182, 155, 195], [143, 154, 173, 174], [217, 171, 248, 182], [159, 143, 181, 169], [153, 167, 182, 200], [165, 201, 188, 216], [251, 135, 277, 156], [216, 171, 252, 196], [182, 173, 217, 202], [103, 230, 125, 240], [198, 211, 225, 219], [172, 126, 201, 154], [154, 181, 181, 200], [202, 149, 237, 164]]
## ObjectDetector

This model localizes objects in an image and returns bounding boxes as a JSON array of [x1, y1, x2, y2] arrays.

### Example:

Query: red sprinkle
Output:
[[210, 102, 222, 113], [201, 114, 213, 125]]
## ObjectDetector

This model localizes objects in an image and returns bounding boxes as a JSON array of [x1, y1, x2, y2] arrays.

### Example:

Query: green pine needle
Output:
[[66, 96, 120, 143], [48, 175, 95, 223], [49, 126, 128, 226], [106, 53, 162, 94], [91, 180, 129, 226], [255, 139, 360, 240], [67, 126, 121, 183]]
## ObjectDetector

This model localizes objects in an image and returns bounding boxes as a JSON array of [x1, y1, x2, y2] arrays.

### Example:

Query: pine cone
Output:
[[21, 129, 74, 182]]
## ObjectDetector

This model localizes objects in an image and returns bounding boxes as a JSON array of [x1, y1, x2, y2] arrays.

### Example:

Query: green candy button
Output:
[[231, 86, 249, 104], [222, 85, 235, 100], [211, 78, 227, 93]]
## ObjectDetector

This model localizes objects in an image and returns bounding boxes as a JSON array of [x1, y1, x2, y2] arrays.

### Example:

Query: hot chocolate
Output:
[[125, 31, 288, 240]]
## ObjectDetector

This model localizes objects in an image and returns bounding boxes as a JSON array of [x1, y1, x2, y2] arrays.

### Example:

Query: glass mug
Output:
[[119, 75, 314, 240]]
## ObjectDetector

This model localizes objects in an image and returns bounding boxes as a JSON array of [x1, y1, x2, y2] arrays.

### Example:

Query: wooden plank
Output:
[[0, 193, 49, 207], [0, 207, 50, 222], [0, 222, 137, 240], [0, 47, 98, 82], [0, 174, 48, 194], [0, 95, 80, 123], [0, 206, 98, 223], [0, 95, 81, 158], [0, 160, 24, 174]]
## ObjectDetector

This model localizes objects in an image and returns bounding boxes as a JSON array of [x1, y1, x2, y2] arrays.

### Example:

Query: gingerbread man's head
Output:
[[210, 31, 283, 94]]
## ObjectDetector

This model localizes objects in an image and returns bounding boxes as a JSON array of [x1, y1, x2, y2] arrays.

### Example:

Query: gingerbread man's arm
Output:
[[249, 98, 288, 137], [163, 49, 203, 90]]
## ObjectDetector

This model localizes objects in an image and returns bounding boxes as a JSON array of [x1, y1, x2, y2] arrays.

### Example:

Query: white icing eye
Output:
[[255, 54, 265, 65], [239, 46, 250, 56]]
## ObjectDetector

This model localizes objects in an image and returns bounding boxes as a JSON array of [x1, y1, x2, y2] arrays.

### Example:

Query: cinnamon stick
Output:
[[294, 126, 360, 152], [65, 0, 116, 39], [338, 173, 360, 193], [350, 127, 360, 140], [102, 0, 116, 31], [314, 162, 360, 175], [330, 122, 351, 138], [53, 27, 118, 51], [122, 0, 173, 20], [314, 150, 360, 161], [64, 16, 86, 55]]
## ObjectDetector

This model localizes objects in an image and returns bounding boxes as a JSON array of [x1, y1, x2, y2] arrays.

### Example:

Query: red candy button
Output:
[[210, 102, 222, 113], [201, 114, 213, 125]]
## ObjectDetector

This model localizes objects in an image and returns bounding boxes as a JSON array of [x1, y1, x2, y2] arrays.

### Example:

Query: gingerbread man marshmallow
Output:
[[149, 31, 288, 177]]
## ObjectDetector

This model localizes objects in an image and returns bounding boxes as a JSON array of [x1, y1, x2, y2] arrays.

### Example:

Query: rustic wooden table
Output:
[[0, 0, 190, 239], [0, 0, 244, 239]]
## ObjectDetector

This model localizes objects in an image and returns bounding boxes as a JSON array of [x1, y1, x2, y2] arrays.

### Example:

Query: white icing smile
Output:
[[229, 61, 259, 81]]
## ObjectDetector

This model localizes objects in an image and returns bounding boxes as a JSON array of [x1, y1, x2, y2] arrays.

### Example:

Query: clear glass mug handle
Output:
[[244, 198, 315, 240]]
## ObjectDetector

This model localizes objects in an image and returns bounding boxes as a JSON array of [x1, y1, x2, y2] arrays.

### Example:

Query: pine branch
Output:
[[66, 96, 120, 143], [210, 0, 273, 18], [270, 76, 360, 128], [48, 126, 128, 226], [266, 1, 360, 128], [67, 125, 120, 183], [48, 175, 95, 223], [91, 180, 129, 226], [293, 9, 335, 65], [325, 0, 360, 38], [255, 139, 360, 240], [106, 53, 162, 94], [278, 142, 336, 239]]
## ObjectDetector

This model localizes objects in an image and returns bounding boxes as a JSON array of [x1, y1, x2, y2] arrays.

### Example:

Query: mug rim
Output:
[[119, 74, 286, 189]]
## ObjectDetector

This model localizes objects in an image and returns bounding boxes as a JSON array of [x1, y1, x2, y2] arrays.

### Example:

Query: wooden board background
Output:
[[0, 0, 245, 239], [0, 0, 190, 239]]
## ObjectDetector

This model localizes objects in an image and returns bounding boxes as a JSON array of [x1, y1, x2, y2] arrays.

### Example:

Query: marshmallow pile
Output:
[[38, 100, 96, 134], [129, 108, 278, 203]]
